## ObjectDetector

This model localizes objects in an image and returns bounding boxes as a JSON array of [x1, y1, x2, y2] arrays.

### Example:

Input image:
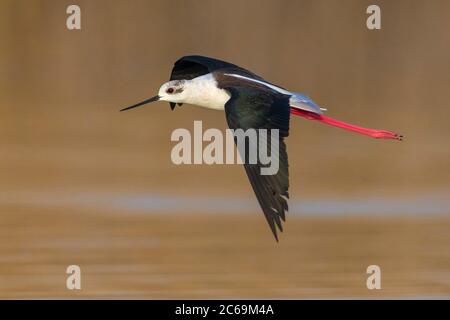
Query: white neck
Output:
[[183, 74, 231, 110]]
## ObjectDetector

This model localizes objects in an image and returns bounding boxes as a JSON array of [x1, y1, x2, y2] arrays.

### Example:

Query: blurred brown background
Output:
[[0, 0, 449, 298]]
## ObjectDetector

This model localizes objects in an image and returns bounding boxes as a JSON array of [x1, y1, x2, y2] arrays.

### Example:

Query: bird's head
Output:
[[120, 80, 187, 112], [157, 80, 187, 106]]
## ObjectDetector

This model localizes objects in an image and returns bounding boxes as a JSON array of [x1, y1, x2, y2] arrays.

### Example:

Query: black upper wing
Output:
[[223, 85, 290, 241], [168, 55, 264, 109], [170, 55, 262, 81]]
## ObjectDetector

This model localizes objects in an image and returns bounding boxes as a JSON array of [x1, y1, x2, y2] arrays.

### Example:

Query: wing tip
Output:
[[271, 228, 280, 242], [268, 217, 284, 242]]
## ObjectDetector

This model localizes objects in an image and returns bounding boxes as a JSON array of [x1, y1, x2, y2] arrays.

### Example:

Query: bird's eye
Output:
[[166, 87, 174, 94]]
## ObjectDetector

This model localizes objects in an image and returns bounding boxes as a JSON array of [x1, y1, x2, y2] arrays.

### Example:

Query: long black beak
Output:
[[120, 95, 160, 112]]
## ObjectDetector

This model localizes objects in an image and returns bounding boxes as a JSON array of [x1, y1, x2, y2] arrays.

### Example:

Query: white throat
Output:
[[182, 74, 230, 110]]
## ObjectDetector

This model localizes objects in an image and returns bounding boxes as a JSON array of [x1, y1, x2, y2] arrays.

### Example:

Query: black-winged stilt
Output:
[[121, 55, 402, 241]]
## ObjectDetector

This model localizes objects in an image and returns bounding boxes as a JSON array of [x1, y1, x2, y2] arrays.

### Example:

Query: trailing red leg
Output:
[[290, 108, 403, 140]]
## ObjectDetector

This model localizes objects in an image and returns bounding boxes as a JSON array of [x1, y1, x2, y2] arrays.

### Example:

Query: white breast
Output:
[[185, 74, 231, 110]]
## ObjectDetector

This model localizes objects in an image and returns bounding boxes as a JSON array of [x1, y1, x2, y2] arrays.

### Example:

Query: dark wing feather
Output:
[[168, 55, 264, 109], [223, 85, 290, 241], [170, 55, 261, 80]]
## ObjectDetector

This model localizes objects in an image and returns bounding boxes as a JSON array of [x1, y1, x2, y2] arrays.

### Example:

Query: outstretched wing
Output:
[[223, 85, 290, 241], [170, 55, 262, 81], [168, 55, 264, 109]]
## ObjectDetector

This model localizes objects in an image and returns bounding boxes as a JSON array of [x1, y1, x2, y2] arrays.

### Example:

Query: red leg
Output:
[[290, 108, 403, 140]]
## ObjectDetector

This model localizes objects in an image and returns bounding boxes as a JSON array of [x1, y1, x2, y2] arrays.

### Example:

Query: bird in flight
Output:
[[121, 55, 402, 241]]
